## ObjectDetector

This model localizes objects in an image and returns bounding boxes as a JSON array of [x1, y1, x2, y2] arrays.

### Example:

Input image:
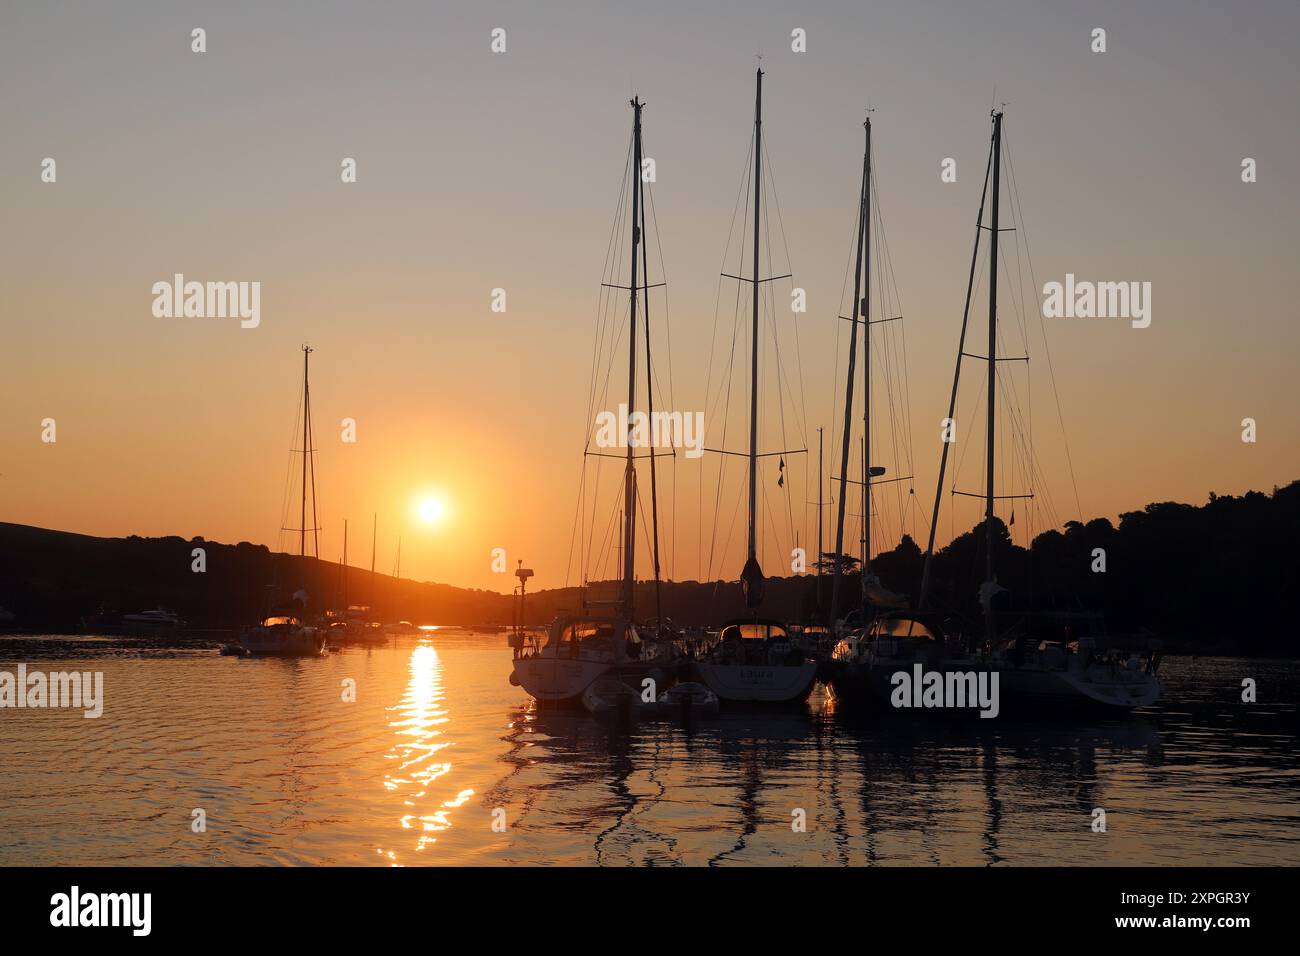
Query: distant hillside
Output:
[[0, 523, 514, 630], [2, 478, 1298, 653]]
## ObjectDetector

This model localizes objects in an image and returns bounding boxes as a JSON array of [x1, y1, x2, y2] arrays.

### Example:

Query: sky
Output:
[[2, 0, 1298, 594]]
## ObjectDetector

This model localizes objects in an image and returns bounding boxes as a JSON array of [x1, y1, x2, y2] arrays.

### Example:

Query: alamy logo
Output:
[[890, 664, 1000, 718], [1042, 273, 1151, 328], [151, 273, 261, 328], [594, 403, 705, 459], [50, 886, 151, 936], [0, 665, 103, 718]]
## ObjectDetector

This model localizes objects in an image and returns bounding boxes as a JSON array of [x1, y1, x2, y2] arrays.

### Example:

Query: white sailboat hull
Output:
[[1001, 665, 1161, 711], [512, 657, 610, 704], [694, 661, 818, 704]]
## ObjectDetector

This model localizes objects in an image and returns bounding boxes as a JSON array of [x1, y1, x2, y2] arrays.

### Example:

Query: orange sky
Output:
[[2, 2, 1298, 593]]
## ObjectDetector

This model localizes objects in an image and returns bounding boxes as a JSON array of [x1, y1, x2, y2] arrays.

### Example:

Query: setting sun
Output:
[[417, 496, 447, 526]]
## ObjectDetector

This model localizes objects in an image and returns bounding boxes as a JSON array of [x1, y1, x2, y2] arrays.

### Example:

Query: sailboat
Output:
[[240, 345, 328, 658], [811, 114, 969, 708], [509, 96, 679, 706], [693, 70, 818, 705], [847, 111, 1160, 714]]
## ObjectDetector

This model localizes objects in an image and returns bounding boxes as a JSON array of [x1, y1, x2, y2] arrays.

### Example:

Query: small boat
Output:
[[654, 681, 719, 719], [121, 606, 187, 627], [240, 614, 326, 657], [581, 678, 643, 719]]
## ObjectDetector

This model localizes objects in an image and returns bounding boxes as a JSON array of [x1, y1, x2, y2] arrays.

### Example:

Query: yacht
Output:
[[239, 345, 330, 660], [695, 619, 818, 705], [241, 613, 326, 657], [507, 94, 680, 709]]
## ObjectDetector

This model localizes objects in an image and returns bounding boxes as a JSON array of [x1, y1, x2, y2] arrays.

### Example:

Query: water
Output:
[[1, 633, 1296, 866]]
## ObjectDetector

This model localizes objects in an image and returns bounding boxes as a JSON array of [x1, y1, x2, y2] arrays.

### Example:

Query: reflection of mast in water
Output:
[[707, 742, 762, 865], [489, 707, 678, 864], [376, 642, 465, 863], [706, 715, 815, 866], [979, 738, 1004, 865], [813, 713, 853, 866]]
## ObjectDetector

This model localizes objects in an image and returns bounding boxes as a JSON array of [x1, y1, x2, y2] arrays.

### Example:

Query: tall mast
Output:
[[748, 69, 761, 567], [342, 518, 348, 606], [300, 345, 310, 558], [984, 110, 1004, 643], [621, 97, 644, 617], [829, 119, 870, 626], [861, 119, 872, 591], [917, 121, 995, 610], [737, 67, 767, 611], [370, 513, 377, 608]]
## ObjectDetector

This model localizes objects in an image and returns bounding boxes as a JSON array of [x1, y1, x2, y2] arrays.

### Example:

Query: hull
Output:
[[827, 657, 1002, 718], [652, 681, 720, 719], [511, 657, 610, 704], [826, 662, 895, 711], [240, 628, 326, 658], [830, 659, 1160, 715], [1000, 665, 1161, 712], [581, 678, 643, 719], [694, 661, 817, 704]]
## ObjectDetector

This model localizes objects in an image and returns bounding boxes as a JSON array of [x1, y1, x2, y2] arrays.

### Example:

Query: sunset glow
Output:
[[417, 496, 448, 527]]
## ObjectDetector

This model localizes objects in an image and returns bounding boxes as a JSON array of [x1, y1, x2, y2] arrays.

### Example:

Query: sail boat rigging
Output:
[[239, 345, 327, 658], [695, 69, 816, 706], [512, 95, 679, 707], [829, 110, 1159, 713]]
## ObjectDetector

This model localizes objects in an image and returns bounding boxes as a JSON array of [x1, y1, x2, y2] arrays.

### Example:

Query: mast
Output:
[[829, 119, 870, 626], [739, 67, 766, 610], [621, 97, 644, 617], [983, 110, 1004, 644], [748, 69, 761, 567], [299, 345, 310, 558], [917, 120, 995, 610], [861, 119, 872, 593], [370, 513, 377, 610], [342, 519, 348, 606], [816, 427, 823, 583]]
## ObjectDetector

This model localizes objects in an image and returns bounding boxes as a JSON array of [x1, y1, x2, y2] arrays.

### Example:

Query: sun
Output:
[[417, 496, 447, 525]]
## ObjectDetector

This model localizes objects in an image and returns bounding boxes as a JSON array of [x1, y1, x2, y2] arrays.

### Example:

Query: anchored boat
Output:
[[509, 95, 680, 707], [239, 345, 328, 659], [692, 70, 817, 707], [905, 111, 1159, 714]]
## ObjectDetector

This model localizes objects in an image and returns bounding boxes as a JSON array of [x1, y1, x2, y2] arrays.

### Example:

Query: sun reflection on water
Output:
[[376, 642, 472, 863]]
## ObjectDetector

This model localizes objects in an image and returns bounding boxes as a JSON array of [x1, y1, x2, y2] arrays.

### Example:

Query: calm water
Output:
[[1, 632, 1296, 866]]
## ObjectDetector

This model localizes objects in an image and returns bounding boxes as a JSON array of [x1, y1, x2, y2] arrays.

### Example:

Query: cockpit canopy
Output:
[[718, 621, 788, 642], [867, 616, 937, 642], [260, 615, 302, 627]]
